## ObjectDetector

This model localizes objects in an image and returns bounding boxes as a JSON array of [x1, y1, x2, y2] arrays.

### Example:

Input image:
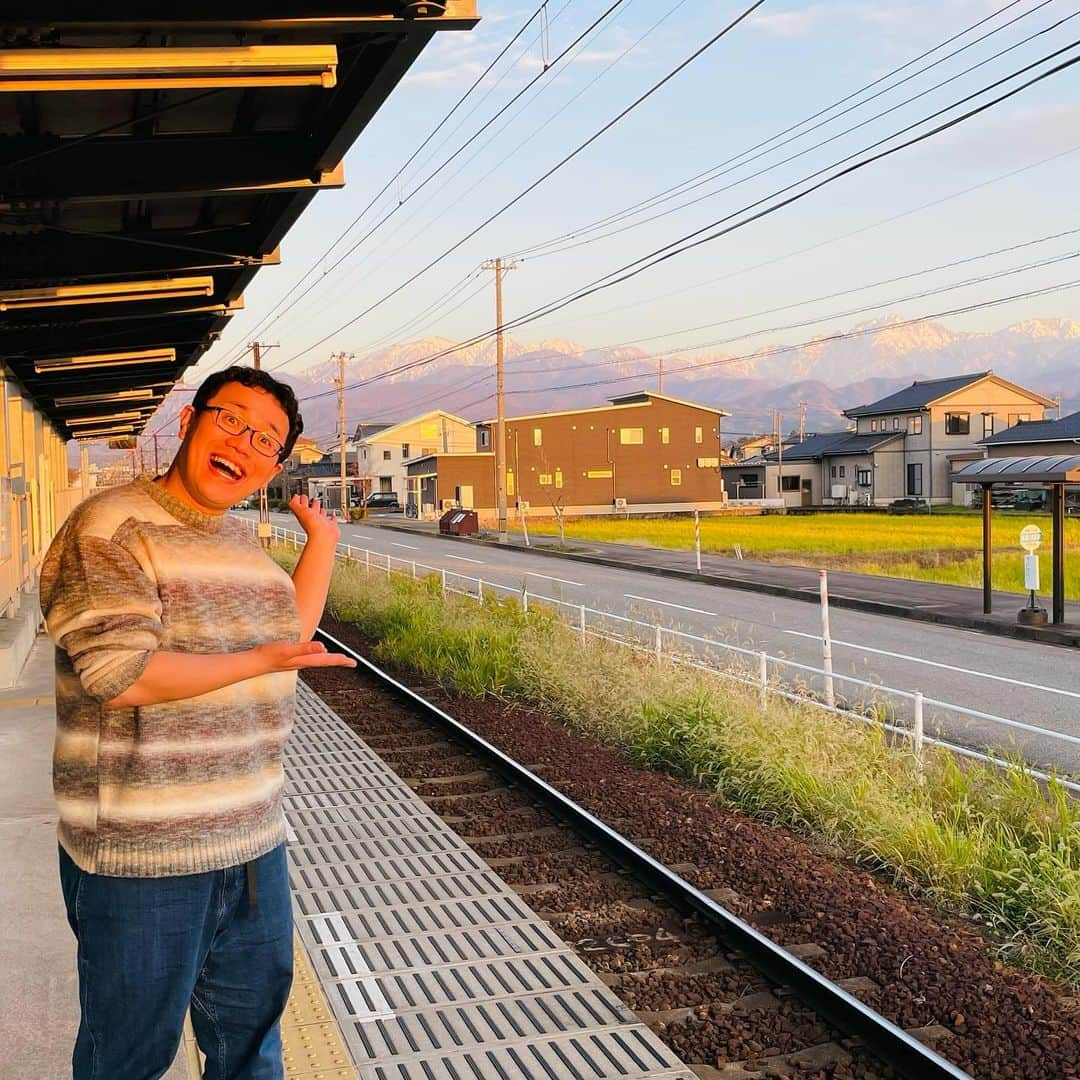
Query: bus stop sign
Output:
[[1019, 524, 1042, 553]]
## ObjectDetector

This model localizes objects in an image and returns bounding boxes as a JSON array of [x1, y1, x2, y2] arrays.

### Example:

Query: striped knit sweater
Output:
[[40, 476, 300, 878]]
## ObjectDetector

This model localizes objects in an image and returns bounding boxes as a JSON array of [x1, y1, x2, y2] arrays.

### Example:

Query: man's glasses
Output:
[[199, 406, 284, 459]]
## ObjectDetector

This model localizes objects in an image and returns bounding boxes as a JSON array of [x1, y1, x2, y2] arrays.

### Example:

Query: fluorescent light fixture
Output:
[[72, 425, 137, 439], [54, 388, 162, 407], [34, 347, 176, 374], [0, 46, 338, 92], [67, 411, 149, 426], [1, 277, 213, 312]]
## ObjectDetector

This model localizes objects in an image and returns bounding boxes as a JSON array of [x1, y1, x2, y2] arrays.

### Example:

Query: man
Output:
[[40, 366, 356, 1080]]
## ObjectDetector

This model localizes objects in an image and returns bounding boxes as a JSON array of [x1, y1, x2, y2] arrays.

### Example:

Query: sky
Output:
[[183, 0, 1080, 397]]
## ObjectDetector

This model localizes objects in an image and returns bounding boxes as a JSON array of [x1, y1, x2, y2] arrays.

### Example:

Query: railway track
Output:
[[304, 626, 993, 1080]]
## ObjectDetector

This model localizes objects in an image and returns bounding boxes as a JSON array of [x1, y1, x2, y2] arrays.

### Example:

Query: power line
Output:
[[296, 42, 1080, 403], [282, 0, 768, 369], [503, 0, 1051, 260]]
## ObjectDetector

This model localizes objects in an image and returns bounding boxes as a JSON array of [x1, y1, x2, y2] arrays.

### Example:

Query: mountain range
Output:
[[276, 314, 1080, 444]]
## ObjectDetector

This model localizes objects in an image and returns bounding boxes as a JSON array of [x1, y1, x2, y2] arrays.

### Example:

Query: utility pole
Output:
[[658, 356, 664, 394], [774, 408, 784, 502], [251, 341, 278, 548], [482, 257, 517, 543], [797, 400, 807, 443], [335, 352, 354, 522]]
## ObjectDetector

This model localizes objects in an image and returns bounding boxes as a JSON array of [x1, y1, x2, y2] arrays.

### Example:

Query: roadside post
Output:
[[1018, 524, 1047, 626], [694, 509, 702, 573], [913, 691, 925, 781], [519, 500, 531, 548], [819, 570, 836, 708]]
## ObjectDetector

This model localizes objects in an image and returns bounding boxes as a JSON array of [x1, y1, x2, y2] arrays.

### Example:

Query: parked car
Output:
[[887, 497, 927, 514], [364, 492, 402, 512]]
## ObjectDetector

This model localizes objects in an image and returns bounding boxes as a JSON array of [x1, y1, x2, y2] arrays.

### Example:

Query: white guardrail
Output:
[[253, 521, 1080, 796]]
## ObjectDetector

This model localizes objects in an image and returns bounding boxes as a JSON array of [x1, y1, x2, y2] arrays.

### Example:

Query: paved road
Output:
[[246, 512, 1080, 781]]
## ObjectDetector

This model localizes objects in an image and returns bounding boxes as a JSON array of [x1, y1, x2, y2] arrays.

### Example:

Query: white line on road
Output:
[[391, 542, 420, 550], [625, 593, 723, 619], [444, 553, 485, 564], [782, 630, 1080, 700], [527, 572, 584, 587]]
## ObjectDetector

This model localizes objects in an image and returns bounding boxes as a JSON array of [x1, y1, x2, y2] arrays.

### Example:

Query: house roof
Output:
[[481, 390, 729, 425], [608, 390, 731, 416], [354, 410, 473, 444], [980, 411, 1080, 446], [844, 372, 1055, 418], [764, 430, 903, 462]]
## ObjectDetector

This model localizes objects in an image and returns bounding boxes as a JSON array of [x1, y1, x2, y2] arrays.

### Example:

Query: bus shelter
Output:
[[950, 456, 1080, 625]]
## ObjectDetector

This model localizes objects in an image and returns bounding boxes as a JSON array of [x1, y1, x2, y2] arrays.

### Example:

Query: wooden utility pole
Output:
[[482, 258, 517, 543], [335, 352, 353, 521], [251, 341, 278, 547], [774, 408, 784, 501]]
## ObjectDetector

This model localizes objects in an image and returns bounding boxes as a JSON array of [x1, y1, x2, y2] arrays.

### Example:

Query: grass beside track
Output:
[[280, 546, 1080, 988], [525, 511, 1080, 599]]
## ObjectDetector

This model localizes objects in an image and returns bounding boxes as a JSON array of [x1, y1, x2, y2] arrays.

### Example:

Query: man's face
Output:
[[171, 383, 287, 514]]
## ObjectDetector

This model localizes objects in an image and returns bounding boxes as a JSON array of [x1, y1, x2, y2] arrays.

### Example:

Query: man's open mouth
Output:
[[209, 454, 246, 481]]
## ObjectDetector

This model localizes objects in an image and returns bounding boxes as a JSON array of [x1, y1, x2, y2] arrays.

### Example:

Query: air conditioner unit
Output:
[[440, 499, 457, 511], [613, 497, 628, 510], [830, 484, 847, 500]]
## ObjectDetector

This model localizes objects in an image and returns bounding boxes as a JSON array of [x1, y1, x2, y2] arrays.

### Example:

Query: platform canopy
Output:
[[950, 455, 1080, 486], [0, 3, 478, 441], [950, 455, 1078, 626]]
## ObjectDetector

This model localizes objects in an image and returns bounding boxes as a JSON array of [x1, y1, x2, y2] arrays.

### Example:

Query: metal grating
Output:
[[287, 684, 691, 1079]]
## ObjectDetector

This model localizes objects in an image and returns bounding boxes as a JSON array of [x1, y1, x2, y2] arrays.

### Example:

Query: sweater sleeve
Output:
[[40, 516, 163, 703]]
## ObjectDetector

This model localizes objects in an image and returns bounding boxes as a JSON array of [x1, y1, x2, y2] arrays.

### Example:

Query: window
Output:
[[893, 416, 900, 431], [830, 465, 837, 478], [857, 468, 871, 486], [1007, 412, 1030, 427], [870, 419, 877, 432], [538, 474, 552, 486], [907, 463, 923, 495], [379, 476, 393, 493], [401, 443, 410, 458], [696, 457, 719, 468], [660, 427, 670, 444], [694, 426, 703, 444], [506, 469, 515, 496], [670, 469, 682, 486], [945, 412, 970, 435], [982, 414, 994, 439], [908, 415, 923, 435], [619, 427, 644, 445], [586, 468, 613, 479], [781, 475, 800, 492], [533, 427, 542, 446], [554, 469, 563, 488], [421, 446, 437, 456], [362, 447, 368, 460], [479, 428, 490, 448], [382, 449, 392, 461], [839, 465, 846, 478]]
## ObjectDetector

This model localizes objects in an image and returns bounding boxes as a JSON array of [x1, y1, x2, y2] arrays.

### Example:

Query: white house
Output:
[[355, 411, 477, 499]]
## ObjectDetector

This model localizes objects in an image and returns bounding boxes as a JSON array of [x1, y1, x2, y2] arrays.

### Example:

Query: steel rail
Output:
[[313, 624, 972, 1080]]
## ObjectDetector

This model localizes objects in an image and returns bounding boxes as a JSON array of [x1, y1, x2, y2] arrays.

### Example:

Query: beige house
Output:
[[357, 410, 476, 499], [843, 372, 1054, 505]]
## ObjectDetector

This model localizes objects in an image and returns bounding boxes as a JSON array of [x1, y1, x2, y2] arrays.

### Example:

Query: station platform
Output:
[[2, 636, 693, 1079]]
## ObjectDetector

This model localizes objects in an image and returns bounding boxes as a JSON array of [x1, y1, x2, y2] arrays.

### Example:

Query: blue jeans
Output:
[[59, 844, 293, 1080]]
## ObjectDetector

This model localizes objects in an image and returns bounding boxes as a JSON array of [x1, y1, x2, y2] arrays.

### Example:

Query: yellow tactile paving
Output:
[[182, 933, 356, 1079]]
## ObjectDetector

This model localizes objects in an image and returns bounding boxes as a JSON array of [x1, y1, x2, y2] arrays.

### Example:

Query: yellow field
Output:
[[527, 510, 1080, 599]]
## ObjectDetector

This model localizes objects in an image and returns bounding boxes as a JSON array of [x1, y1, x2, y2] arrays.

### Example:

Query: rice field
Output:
[[526, 510, 1080, 599]]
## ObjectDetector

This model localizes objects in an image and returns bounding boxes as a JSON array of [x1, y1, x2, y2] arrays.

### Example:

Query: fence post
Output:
[[819, 570, 836, 708], [913, 691, 925, 780], [441, 568, 447, 599], [345, 544, 352, 563], [521, 585, 529, 613], [758, 651, 768, 713], [477, 579, 483, 603], [412, 560, 417, 580], [694, 509, 702, 573], [365, 549, 370, 574], [579, 604, 587, 642], [654, 624, 663, 664]]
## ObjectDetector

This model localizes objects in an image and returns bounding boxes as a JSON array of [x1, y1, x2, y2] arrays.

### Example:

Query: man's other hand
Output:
[[288, 494, 341, 545], [254, 641, 357, 672]]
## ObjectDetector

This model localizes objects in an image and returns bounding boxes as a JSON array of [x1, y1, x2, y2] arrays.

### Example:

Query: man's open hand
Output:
[[254, 641, 357, 672], [288, 494, 341, 546]]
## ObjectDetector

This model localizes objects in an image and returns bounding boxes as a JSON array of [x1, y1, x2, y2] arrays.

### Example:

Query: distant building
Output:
[[980, 410, 1080, 458], [357, 411, 476, 501], [406, 391, 729, 520]]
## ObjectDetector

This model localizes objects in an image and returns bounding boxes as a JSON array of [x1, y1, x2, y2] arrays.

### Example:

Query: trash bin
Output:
[[439, 509, 479, 536]]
